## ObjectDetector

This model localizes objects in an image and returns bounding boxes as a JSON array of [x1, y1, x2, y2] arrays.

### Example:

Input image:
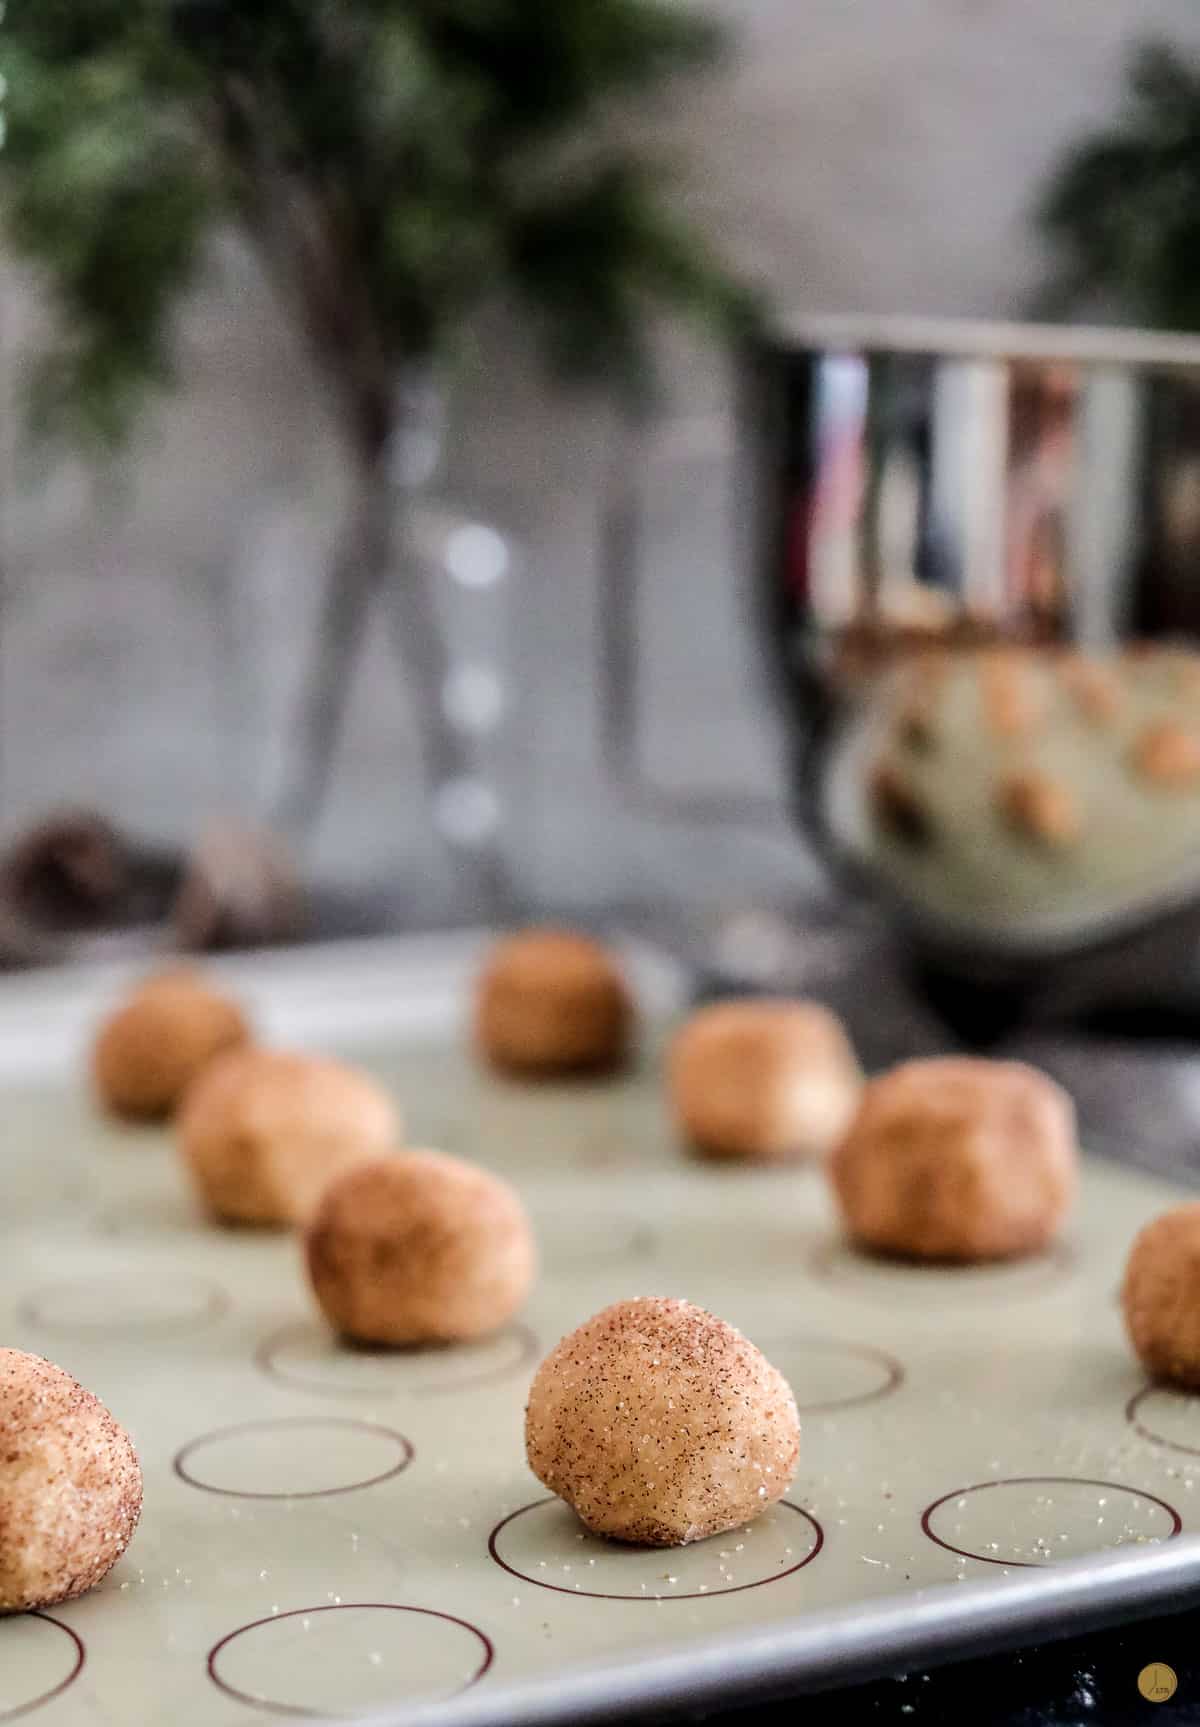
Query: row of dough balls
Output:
[[87, 938, 1200, 1340], [478, 934, 1079, 1264], [88, 930, 635, 1122], [88, 934, 862, 1199], [12, 1183, 1200, 1619], [86, 935, 1199, 1297], [4, 944, 611, 1611], [88, 929, 633, 1122], [91, 968, 539, 1347], [26, 932, 1196, 1619], [873, 646, 1200, 854], [471, 929, 1200, 1395], [473, 931, 1072, 1266], [1, 1289, 801, 1616]]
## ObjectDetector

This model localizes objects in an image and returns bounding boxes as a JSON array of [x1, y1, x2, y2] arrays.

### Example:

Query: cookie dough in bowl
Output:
[[0, 1349, 142, 1610], [668, 998, 861, 1162], [830, 1056, 1078, 1262], [856, 645, 1200, 941], [525, 1298, 799, 1546], [179, 1047, 399, 1226]]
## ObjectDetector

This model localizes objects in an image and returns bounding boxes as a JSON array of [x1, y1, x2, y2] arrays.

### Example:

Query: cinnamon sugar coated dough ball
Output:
[[0, 1350, 142, 1610], [668, 999, 861, 1163], [179, 1048, 399, 1226], [306, 1151, 536, 1345], [1123, 1204, 1200, 1388], [92, 969, 250, 1121], [475, 928, 632, 1076], [1133, 721, 1200, 788], [998, 771, 1081, 848], [525, 1298, 800, 1546], [831, 1056, 1077, 1262]]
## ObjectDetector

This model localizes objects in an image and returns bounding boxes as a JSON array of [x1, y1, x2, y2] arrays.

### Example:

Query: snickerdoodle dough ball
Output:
[[0, 1349, 142, 1610], [179, 1048, 399, 1226], [306, 1151, 536, 1345], [525, 1298, 800, 1546], [475, 929, 632, 1076], [668, 998, 861, 1163], [1123, 1204, 1200, 1388], [92, 969, 251, 1121], [831, 1056, 1077, 1262]]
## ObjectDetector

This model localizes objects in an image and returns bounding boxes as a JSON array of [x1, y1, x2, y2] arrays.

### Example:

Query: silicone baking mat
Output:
[[3, 936, 1200, 1726]]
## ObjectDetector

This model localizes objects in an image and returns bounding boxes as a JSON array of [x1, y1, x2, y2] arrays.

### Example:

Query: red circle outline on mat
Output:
[[18, 1275, 229, 1334], [807, 1236, 1075, 1298], [762, 1335, 904, 1414], [254, 1321, 538, 1400], [920, 1475, 1182, 1567], [173, 1418, 414, 1499], [207, 1604, 493, 1719], [487, 1497, 823, 1600], [1126, 1382, 1200, 1458], [0, 1613, 85, 1722]]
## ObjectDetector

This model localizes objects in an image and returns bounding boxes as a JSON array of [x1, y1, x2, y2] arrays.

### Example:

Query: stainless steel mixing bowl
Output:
[[605, 316, 1200, 1032]]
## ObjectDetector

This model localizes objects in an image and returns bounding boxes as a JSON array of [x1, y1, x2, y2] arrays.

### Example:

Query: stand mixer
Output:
[[603, 315, 1200, 1039]]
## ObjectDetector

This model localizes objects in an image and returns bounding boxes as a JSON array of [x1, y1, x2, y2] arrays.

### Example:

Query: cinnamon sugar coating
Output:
[[1123, 1204, 1200, 1389], [475, 930, 632, 1077], [306, 1151, 536, 1345], [0, 1349, 142, 1611], [525, 1298, 800, 1546], [668, 999, 861, 1163], [179, 1048, 399, 1226], [831, 1057, 1077, 1262], [92, 969, 250, 1121]]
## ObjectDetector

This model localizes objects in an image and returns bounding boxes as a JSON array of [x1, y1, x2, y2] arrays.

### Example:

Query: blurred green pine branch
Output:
[[1, 0, 755, 451], [1037, 41, 1200, 330]]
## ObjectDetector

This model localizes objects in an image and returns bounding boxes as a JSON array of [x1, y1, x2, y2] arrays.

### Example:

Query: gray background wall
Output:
[[5, 0, 1200, 926]]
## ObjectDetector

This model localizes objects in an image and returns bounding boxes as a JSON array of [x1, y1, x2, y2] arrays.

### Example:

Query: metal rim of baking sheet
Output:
[[350, 1536, 1200, 1727]]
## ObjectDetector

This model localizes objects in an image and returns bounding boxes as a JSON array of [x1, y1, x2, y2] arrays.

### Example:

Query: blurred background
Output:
[[5, 0, 1200, 984]]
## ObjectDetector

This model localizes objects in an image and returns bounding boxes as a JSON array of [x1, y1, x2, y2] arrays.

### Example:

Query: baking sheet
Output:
[[3, 938, 1200, 1725]]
